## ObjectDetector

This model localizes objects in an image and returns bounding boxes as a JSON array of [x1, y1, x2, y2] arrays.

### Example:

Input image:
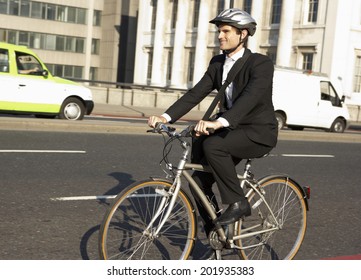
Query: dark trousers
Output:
[[190, 128, 273, 236]]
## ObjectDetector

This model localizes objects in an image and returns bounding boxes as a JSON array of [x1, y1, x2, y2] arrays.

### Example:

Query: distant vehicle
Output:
[[273, 67, 349, 133], [0, 42, 93, 120]]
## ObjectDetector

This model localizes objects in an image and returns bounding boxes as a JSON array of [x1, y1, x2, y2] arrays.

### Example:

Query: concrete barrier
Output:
[[89, 85, 361, 122], [347, 105, 361, 122], [89, 85, 214, 112]]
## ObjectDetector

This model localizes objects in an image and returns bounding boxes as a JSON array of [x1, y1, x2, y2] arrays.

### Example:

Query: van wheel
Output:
[[275, 112, 286, 130], [329, 118, 345, 133], [59, 98, 85, 120]]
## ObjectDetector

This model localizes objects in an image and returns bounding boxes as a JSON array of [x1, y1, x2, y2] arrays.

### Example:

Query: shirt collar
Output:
[[227, 48, 245, 62]]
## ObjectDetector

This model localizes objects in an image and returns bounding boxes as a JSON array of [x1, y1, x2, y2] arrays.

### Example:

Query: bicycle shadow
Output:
[[79, 171, 136, 260]]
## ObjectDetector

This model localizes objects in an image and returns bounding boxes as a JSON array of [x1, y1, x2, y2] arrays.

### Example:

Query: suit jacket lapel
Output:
[[230, 48, 252, 103]]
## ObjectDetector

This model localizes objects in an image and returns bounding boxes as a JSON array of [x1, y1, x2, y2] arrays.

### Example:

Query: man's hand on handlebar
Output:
[[194, 120, 223, 137], [148, 115, 167, 128]]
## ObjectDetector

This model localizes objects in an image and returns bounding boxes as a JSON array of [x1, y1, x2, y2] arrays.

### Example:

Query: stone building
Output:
[[1, 0, 360, 97]]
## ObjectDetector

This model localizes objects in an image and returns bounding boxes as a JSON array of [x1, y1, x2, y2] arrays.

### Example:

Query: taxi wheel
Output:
[[59, 98, 85, 120]]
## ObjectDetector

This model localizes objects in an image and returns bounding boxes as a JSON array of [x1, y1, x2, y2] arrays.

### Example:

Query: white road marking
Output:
[[50, 195, 116, 201], [281, 154, 334, 158], [0, 150, 86, 153]]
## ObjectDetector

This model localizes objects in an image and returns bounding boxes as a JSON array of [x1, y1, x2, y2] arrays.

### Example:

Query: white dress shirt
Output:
[[216, 48, 245, 128]]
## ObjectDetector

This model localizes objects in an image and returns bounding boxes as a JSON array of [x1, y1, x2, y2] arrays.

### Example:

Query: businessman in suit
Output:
[[148, 8, 278, 258]]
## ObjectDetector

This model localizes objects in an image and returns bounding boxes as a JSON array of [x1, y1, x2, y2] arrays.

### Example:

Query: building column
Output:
[[84, 0, 95, 80], [170, 0, 189, 88], [276, 0, 296, 67], [151, 0, 166, 86], [133, 0, 147, 84], [248, 0, 263, 53], [193, 0, 211, 85]]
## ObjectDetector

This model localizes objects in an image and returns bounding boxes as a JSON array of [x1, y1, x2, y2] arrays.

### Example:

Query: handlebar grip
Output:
[[207, 128, 215, 134]]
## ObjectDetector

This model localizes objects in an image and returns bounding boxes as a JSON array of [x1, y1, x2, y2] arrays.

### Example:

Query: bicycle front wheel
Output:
[[237, 176, 308, 260], [98, 179, 197, 260]]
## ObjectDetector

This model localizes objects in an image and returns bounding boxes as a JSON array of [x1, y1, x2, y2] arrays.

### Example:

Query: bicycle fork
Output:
[[143, 141, 190, 238]]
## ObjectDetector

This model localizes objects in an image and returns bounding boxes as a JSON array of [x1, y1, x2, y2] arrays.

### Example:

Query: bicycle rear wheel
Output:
[[236, 176, 307, 260], [98, 179, 197, 260]]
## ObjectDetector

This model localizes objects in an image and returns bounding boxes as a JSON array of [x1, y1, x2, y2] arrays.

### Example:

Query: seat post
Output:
[[243, 159, 254, 180]]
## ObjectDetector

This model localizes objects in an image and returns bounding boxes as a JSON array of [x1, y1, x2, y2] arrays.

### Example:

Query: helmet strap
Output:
[[222, 35, 245, 55]]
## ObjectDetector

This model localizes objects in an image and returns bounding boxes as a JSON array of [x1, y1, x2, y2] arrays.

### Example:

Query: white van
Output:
[[272, 67, 349, 133]]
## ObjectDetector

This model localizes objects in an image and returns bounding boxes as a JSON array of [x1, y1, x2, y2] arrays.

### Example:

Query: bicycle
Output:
[[98, 123, 310, 260]]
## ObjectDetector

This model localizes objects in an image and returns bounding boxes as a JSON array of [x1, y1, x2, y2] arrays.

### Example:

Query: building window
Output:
[[93, 10, 101, 26], [0, 28, 6, 41], [354, 55, 361, 92], [47, 63, 84, 79], [171, 0, 178, 29], [243, 0, 252, 14], [9, 0, 20, 15], [302, 53, 313, 71], [193, 0, 201, 28], [187, 49, 195, 84], [91, 39, 100, 54], [267, 51, 277, 65], [89, 67, 98, 82], [18, 31, 29, 46], [147, 49, 153, 82], [56, 36, 65, 51], [77, 8, 87, 24], [166, 50, 173, 83], [151, 0, 157, 30], [1, 29, 86, 53], [0, 1, 89, 24], [47, 4, 56, 20], [217, 0, 225, 15], [271, 0, 282, 24], [31, 1, 44, 19], [308, 0, 318, 23], [0, 0, 8, 14], [75, 38, 84, 53], [20, 0, 30, 17]]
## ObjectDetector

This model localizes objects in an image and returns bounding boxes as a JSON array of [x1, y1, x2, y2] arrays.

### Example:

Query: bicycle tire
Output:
[[98, 179, 197, 260], [236, 175, 307, 260]]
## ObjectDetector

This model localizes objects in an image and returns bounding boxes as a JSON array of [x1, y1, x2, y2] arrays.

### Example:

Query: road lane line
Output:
[[0, 150, 86, 153], [281, 154, 334, 158], [50, 195, 116, 201]]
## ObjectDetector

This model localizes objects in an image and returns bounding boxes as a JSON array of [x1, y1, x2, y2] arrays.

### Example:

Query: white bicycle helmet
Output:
[[209, 8, 257, 36]]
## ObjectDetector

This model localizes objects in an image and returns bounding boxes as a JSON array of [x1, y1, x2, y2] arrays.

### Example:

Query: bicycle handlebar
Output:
[[147, 123, 214, 138]]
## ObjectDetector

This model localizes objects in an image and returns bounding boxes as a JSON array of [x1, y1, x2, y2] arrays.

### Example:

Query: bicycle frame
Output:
[[145, 134, 281, 248]]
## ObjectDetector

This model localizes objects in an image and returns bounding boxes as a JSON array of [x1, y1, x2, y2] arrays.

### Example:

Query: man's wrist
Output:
[[161, 113, 171, 123]]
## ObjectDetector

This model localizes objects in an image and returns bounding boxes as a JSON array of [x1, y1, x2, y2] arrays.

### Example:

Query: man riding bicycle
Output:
[[148, 8, 278, 259]]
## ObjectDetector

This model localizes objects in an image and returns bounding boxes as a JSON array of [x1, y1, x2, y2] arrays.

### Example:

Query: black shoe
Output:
[[214, 200, 251, 225], [198, 248, 216, 260]]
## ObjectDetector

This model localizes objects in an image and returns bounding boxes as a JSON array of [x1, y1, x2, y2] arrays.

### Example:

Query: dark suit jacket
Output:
[[165, 48, 278, 148]]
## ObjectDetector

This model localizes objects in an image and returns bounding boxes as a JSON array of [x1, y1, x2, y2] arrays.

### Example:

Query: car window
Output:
[[0, 48, 9, 73], [320, 81, 342, 107], [16, 51, 43, 75]]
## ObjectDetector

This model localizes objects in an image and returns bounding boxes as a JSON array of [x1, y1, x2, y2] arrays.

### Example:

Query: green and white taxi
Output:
[[0, 42, 93, 120]]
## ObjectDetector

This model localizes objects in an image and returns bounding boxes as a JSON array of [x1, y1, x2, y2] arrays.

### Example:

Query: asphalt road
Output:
[[0, 117, 361, 260]]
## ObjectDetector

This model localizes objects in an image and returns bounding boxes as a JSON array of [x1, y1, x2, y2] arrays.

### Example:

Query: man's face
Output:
[[217, 24, 242, 51]]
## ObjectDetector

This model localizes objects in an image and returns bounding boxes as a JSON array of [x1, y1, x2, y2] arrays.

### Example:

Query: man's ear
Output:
[[241, 29, 248, 40]]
